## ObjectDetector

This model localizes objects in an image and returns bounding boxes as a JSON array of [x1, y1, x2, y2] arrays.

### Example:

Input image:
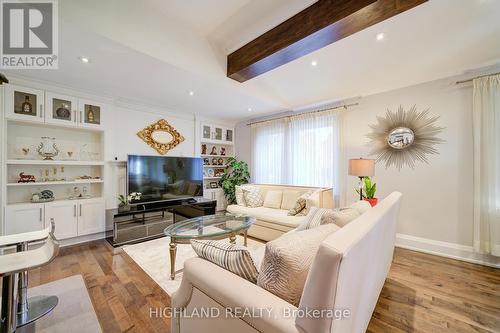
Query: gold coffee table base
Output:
[[169, 230, 248, 280]]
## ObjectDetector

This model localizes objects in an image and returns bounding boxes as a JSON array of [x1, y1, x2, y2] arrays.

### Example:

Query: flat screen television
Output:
[[127, 155, 203, 203]]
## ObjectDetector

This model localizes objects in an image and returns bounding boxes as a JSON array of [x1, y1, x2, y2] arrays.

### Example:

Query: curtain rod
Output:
[[246, 102, 359, 126], [455, 71, 500, 84]]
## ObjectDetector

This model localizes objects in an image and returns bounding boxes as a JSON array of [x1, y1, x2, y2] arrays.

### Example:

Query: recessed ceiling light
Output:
[[376, 33, 385, 41], [79, 56, 90, 63], [248, 108, 252, 112], [189, 91, 194, 96], [311, 60, 318, 66]]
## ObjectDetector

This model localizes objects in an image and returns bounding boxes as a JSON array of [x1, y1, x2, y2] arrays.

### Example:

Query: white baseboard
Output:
[[395, 233, 500, 268]]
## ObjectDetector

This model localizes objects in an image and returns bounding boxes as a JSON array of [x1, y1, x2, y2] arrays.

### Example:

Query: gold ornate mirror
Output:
[[137, 119, 185, 155]]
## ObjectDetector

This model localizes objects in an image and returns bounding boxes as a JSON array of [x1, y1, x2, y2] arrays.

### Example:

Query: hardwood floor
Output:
[[28, 241, 500, 333]]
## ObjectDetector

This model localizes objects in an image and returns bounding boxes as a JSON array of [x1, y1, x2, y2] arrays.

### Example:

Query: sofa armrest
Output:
[[173, 257, 300, 333]]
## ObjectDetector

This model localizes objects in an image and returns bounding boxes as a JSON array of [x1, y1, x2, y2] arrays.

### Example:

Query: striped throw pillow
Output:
[[190, 240, 259, 283], [296, 207, 338, 231]]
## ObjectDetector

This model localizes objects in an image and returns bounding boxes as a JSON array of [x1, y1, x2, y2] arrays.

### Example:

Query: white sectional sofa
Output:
[[172, 192, 403, 333], [226, 184, 334, 241]]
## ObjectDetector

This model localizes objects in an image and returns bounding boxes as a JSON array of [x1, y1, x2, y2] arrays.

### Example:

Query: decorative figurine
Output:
[[218, 158, 224, 165], [220, 147, 226, 156], [18, 172, 36, 183], [69, 186, 80, 200], [211, 157, 218, 165], [37, 137, 59, 160], [22, 95, 33, 114], [210, 146, 217, 155], [88, 106, 95, 123], [31, 190, 54, 203], [201, 144, 207, 155]]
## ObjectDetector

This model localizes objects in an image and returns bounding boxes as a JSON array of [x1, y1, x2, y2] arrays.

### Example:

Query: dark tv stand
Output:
[[109, 197, 216, 247]]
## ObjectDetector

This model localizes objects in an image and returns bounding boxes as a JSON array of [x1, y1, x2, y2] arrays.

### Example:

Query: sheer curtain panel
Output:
[[472, 74, 500, 256]]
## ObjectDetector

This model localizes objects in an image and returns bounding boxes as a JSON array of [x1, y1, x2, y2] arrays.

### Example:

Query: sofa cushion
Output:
[[349, 200, 372, 215], [257, 224, 339, 306], [235, 185, 247, 206], [281, 191, 301, 210], [227, 205, 306, 228], [297, 207, 341, 231], [321, 208, 360, 227], [243, 187, 264, 208], [191, 239, 259, 283], [263, 190, 283, 209], [287, 191, 312, 216]]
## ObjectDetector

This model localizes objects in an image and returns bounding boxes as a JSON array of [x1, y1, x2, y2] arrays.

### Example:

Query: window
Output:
[[251, 110, 343, 193]]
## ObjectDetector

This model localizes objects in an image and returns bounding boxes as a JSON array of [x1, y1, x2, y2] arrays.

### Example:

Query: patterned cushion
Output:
[[243, 187, 264, 208], [191, 240, 259, 283], [296, 207, 340, 231], [288, 191, 313, 216], [349, 200, 372, 214], [235, 185, 247, 206], [263, 191, 283, 209], [321, 207, 361, 227], [257, 224, 339, 306]]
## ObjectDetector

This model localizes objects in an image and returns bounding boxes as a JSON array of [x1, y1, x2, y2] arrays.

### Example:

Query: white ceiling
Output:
[[5, 0, 500, 121]]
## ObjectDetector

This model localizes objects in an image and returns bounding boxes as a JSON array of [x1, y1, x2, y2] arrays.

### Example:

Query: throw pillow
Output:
[[191, 239, 259, 283], [235, 185, 247, 206], [243, 187, 264, 208], [257, 224, 339, 306], [304, 189, 322, 211], [349, 200, 372, 215], [263, 191, 283, 209], [281, 191, 301, 210], [288, 191, 313, 216], [296, 207, 341, 231], [321, 208, 360, 227]]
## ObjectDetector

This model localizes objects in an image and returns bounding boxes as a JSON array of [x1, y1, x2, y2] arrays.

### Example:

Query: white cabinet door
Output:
[[77, 198, 105, 235], [203, 189, 214, 201], [5, 203, 45, 235], [78, 99, 103, 129], [4, 84, 45, 123], [224, 128, 234, 144], [201, 124, 212, 141], [45, 91, 79, 127], [44, 200, 78, 239]]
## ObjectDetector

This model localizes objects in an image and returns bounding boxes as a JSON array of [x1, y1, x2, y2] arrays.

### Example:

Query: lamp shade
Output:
[[349, 158, 375, 177]]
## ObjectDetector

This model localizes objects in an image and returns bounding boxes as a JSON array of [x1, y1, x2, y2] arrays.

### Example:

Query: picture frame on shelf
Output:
[[214, 168, 225, 177], [207, 169, 214, 177], [210, 182, 218, 189]]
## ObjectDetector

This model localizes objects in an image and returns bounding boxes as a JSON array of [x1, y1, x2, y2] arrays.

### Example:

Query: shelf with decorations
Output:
[[4, 120, 105, 206]]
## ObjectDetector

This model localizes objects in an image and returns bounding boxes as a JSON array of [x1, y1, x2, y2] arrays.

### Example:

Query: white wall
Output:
[[236, 74, 476, 248]]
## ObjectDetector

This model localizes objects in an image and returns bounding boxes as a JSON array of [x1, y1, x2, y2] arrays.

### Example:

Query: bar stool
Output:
[[0, 220, 59, 333]]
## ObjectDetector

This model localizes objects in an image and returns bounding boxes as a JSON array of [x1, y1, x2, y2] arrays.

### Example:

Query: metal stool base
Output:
[[17, 296, 58, 328]]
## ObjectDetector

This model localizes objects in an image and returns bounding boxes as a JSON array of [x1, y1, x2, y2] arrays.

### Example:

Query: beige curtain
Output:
[[472, 74, 500, 256]]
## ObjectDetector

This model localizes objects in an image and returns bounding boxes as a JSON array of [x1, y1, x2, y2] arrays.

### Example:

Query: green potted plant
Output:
[[356, 176, 378, 206], [219, 157, 250, 204], [117, 192, 142, 212]]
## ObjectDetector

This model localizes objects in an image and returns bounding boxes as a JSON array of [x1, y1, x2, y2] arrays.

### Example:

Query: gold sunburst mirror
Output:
[[367, 105, 445, 170], [137, 119, 185, 155]]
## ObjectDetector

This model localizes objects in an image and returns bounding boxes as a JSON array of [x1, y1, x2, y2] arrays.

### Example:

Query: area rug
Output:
[[18, 275, 101, 333], [123, 236, 264, 296]]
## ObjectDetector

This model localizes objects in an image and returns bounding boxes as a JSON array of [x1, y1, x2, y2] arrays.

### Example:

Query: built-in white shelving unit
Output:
[[199, 123, 235, 211], [1, 83, 106, 241]]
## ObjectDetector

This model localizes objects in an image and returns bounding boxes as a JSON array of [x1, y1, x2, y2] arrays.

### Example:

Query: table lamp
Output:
[[349, 158, 375, 200]]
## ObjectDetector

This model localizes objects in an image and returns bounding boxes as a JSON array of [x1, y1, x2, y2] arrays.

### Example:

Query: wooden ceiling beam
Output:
[[227, 0, 428, 82]]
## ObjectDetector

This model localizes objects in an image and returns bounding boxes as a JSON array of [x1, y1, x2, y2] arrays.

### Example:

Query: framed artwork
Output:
[[214, 127, 223, 140], [210, 182, 218, 189], [202, 125, 211, 140]]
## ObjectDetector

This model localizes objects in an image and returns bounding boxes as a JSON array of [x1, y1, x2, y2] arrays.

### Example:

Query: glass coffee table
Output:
[[164, 213, 255, 279]]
